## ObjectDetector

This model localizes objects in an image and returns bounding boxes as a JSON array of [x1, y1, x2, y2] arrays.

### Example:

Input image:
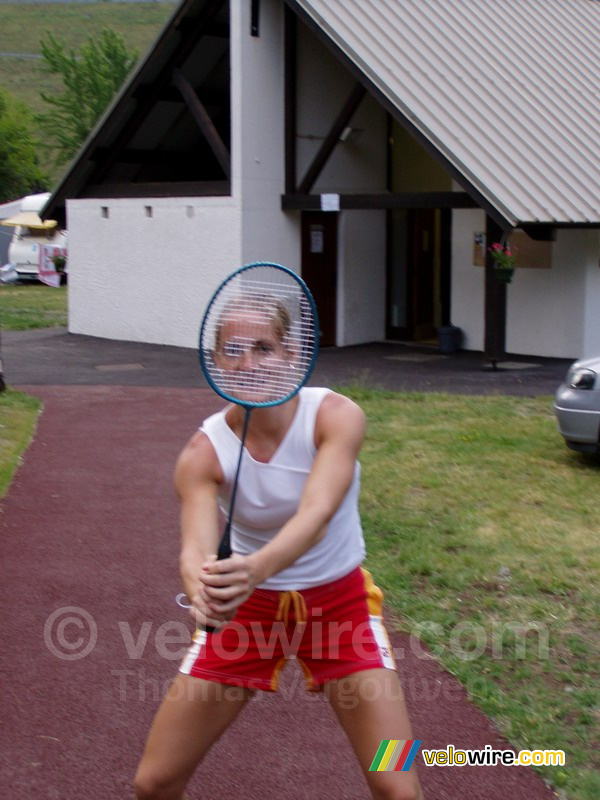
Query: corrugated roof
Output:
[[290, 0, 600, 226]]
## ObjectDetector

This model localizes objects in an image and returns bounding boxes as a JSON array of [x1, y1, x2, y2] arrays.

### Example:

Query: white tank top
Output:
[[200, 387, 366, 590]]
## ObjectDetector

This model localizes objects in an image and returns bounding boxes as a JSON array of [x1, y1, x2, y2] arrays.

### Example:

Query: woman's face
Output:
[[214, 309, 296, 402]]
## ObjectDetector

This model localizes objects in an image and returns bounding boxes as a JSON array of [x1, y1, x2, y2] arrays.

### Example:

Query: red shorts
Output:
[[179, 566, 396, 692]]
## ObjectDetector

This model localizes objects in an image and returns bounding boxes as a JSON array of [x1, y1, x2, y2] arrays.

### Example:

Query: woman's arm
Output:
[[200, 393, 365, 618], [174, 431, 227, 627]]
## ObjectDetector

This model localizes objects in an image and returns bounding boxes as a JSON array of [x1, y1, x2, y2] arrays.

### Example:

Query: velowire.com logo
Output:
[[369, 740, 422, 772]]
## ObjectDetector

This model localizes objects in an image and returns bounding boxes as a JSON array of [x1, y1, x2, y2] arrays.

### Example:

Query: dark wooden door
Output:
[[409, 208, 437, 340], [301, 212, 338, 347]]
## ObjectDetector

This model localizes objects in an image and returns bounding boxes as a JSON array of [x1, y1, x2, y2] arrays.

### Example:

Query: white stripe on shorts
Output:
[[369, 615, 396, 671], [180, 629, 207, 675]]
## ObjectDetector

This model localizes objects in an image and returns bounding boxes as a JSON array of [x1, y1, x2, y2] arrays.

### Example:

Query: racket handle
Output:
[[217, 529, 232, 561], [203, 534, 232, 634]]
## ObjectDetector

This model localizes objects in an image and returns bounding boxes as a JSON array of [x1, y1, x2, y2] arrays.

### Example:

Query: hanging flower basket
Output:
[[494, 266, 514, 284], [488, 241, 516, 284]]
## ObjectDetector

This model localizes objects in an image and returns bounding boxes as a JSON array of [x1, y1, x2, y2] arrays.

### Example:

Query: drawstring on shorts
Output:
[[275, 590, 308, 627]]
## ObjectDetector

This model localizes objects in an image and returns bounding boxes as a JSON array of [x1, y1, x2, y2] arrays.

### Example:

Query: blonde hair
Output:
[[215, 293, 292, 351]]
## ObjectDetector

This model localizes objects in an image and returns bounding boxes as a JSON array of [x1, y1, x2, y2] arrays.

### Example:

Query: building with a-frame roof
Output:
[[44, 0, 600, 360]]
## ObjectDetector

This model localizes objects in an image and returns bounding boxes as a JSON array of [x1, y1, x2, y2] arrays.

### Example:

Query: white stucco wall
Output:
[[450, 210, 486, 351], [451, 211, 590, 359], [506, 230, 585, 359], [581, 230, 600, 359], [338, 211, 386, 345], [233, 0, 301, 269], [67, 197, 240, 347]]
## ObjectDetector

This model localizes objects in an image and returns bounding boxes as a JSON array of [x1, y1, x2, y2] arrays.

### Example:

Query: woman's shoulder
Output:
[[174, 426, 225, 492], [299, 386, 330, 402], [320, 390, 365, 418], [314, 390, 366, 442], [301, 386, 359, 409]]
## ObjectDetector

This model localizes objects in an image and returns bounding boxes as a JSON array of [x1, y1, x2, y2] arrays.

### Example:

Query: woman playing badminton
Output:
[[134, 264, 423, 800]]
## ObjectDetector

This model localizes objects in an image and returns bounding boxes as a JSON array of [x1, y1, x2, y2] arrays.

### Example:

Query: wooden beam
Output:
[[519, 224, 557, 241], [251, 0, 260, 36], [281, 192, 478, 210], [91, 148, 204, 165], [134, 85, 226, 107], [174, 19, 229, 39], [284, 7, 297, 193], [297, 82, 366, 194], [81, 181, 230, 199], [172, 68, 230, 179], [484, 216, 507, 366]]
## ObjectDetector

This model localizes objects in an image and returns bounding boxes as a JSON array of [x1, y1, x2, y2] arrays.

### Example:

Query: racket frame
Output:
[[198, 261, 319, 408]]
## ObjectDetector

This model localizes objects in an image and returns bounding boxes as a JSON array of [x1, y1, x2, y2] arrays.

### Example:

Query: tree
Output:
[[37, 28, 138, 165], [0, 88, 47, 203]]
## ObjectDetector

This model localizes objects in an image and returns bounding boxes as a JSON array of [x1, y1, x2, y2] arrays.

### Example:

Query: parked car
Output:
[[554, 355, 600, 454]]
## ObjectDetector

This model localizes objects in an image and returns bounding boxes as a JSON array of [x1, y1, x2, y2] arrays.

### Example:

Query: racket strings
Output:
[[201, 271, 317, 406]]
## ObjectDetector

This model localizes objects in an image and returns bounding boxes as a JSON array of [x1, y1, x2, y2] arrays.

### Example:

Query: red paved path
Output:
[[0, 386, 559, 799]]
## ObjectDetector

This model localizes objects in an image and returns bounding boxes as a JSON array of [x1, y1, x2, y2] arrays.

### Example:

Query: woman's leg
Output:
[[325, 668, 424, 800], [134, 673, 254, 800]]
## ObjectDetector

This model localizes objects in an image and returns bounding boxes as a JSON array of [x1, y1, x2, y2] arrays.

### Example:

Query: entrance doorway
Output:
[[386, 208, 450, 342], [301, 212, 338, 347]]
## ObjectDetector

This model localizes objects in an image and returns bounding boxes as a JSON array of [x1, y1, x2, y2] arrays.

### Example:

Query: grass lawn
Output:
[[0, 1, 175, 113], [0, 2, 175, 56], [348, 387, 600, 800], [0, 281, 49, 489], [0, 389, 41, 497], [0, 283, 67, 329], [0, 1, 176, 183]]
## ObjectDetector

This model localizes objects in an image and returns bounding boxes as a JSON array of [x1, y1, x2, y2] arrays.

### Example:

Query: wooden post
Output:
[[284, 6, 297, 194], [0, 328, 6, 392], [250, 0, 260, 36], [484, 216, 507, 367]]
